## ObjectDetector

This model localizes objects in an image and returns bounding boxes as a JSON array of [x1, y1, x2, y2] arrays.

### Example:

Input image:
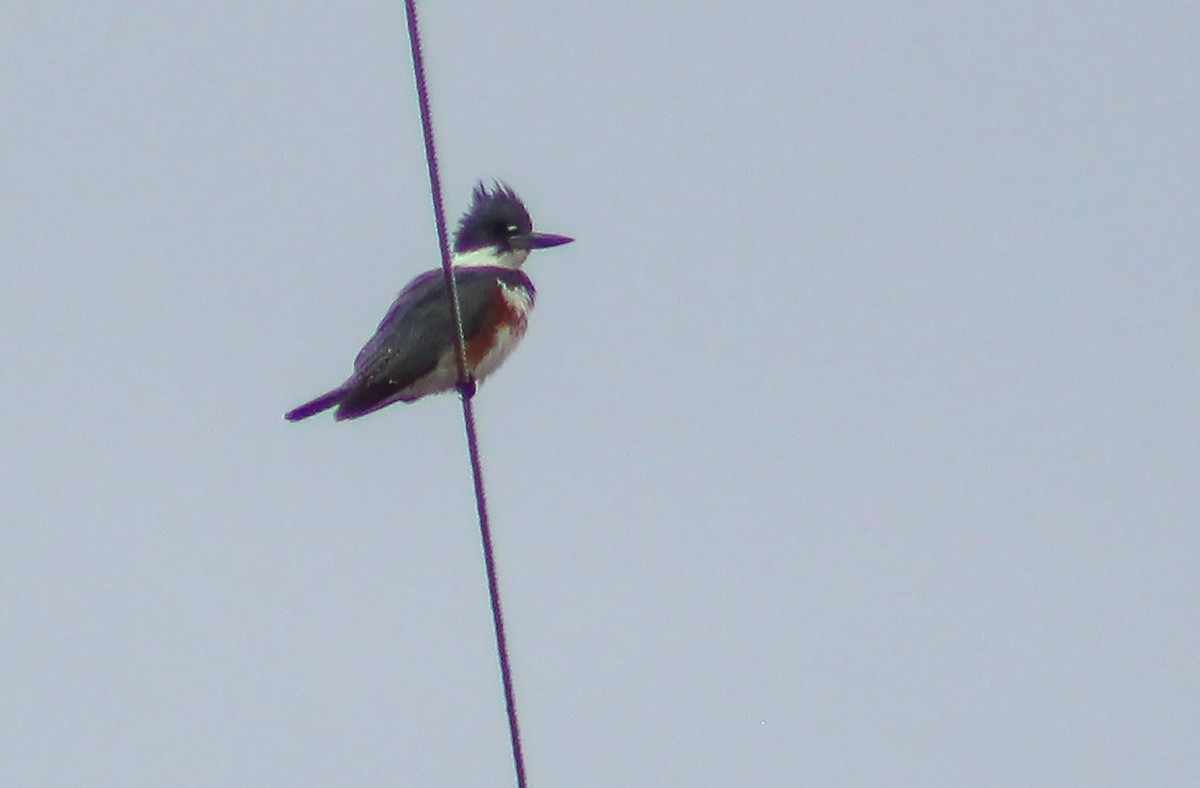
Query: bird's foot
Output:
[[456, 378, 477, 401]]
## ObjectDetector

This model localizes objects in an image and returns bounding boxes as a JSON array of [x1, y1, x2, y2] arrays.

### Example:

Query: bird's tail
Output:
[[284, 386, 347, 422]]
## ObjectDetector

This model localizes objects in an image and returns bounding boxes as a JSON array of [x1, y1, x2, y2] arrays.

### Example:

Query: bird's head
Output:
[[452, 182, 573, 268]]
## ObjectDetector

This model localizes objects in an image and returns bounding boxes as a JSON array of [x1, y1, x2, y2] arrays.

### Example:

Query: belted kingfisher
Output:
[[285, 182, 573, 421]]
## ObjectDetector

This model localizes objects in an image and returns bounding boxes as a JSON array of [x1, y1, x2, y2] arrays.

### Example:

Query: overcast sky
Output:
[[4, 2, 1198, 786]]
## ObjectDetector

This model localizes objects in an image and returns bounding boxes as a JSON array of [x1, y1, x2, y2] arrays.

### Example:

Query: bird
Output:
[[285, 182, 573, 422]]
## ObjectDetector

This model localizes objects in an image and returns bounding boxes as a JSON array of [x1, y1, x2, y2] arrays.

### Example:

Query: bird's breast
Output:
[[466, 281, 535, 381]]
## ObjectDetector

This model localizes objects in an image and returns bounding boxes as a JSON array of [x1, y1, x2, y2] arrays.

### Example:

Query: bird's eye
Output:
[[506, 224, 520, 234]]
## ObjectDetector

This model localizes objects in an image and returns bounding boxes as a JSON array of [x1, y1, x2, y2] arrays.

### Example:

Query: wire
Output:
[[402, 3, 528, 786]]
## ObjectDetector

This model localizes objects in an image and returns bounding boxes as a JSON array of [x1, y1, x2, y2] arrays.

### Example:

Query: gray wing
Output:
[[334, 268, 523, 418]]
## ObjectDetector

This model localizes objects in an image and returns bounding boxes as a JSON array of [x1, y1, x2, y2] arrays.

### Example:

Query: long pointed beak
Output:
[[511, 231, 574, 250]]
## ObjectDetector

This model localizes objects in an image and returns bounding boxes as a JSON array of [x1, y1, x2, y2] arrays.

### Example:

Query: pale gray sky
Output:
[[4, 2, 1198, 786]]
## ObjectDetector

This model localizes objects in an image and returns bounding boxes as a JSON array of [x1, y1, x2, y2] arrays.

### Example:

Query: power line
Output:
[[401, 3, 528, 786]]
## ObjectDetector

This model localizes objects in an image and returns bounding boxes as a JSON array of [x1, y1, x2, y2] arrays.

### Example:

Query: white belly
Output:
[[472, 283, 534, 381]]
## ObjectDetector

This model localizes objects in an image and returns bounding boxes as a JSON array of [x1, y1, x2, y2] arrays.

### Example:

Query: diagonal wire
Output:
[[402, 2, 528, 786]]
